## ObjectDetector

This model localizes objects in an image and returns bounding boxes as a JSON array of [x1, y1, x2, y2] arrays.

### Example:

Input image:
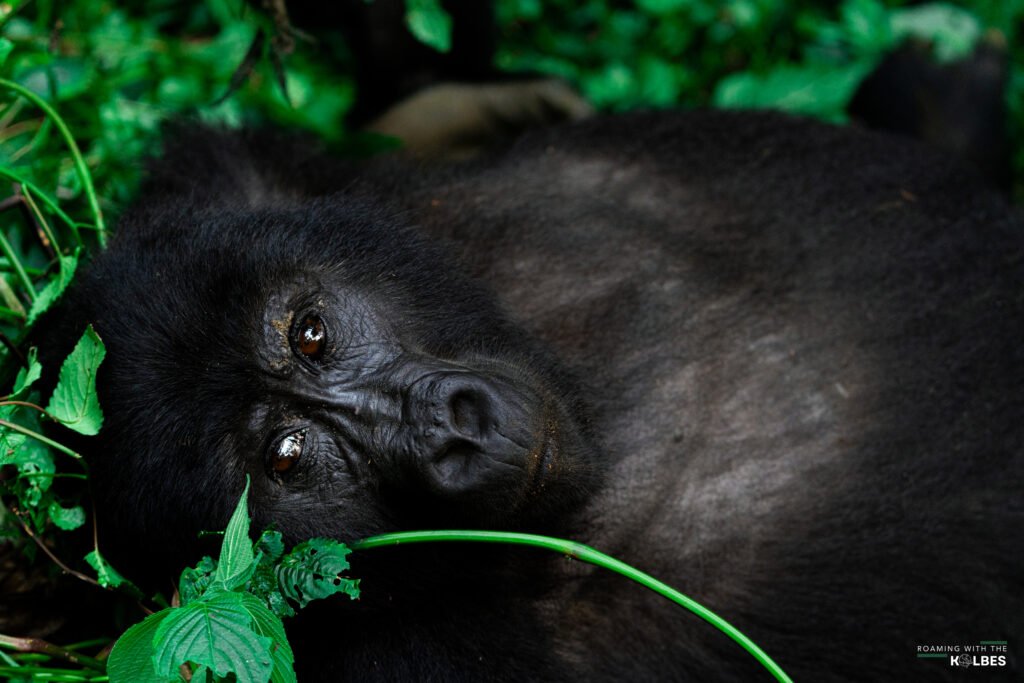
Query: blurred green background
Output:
[[1, 0, 1022, 224]]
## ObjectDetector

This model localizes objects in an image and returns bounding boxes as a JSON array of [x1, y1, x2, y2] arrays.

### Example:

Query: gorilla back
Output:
[[44, 111, 1023, 681]]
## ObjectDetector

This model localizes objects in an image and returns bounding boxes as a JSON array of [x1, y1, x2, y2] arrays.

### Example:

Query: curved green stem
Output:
[[352, 530, 793, 683], [0, 418, 82, 460], [22, 183, 63, 254], [0, 229, 34, 300], [0, 168, 82, 240], [0, 78, 105, 246]]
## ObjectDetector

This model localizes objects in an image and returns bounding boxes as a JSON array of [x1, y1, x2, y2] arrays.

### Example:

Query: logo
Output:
[[915, 640, 1010, 669]]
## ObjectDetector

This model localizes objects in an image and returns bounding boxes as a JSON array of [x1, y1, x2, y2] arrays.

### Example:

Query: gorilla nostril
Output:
[[450, 389, 486, 436], [433, 440, 480, 485]]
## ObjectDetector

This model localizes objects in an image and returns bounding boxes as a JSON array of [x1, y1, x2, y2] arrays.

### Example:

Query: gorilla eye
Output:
[[294, 314, 327, 360], [271, 430, 306, 474]]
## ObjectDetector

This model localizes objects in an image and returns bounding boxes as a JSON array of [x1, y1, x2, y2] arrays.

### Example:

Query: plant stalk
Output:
[[352, 530, 793, 683]]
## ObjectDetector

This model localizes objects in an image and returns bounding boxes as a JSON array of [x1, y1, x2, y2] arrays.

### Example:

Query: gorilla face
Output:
[[50, 195, 600, 577], [248, 270, 585, 537]]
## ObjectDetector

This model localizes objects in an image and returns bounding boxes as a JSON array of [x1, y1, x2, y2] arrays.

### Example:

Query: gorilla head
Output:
[[44, 186, 601, 578]]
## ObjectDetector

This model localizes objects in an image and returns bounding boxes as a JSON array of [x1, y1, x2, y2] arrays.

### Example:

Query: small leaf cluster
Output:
[[107, 479, 360, 683], [0, 325, 103, 535]]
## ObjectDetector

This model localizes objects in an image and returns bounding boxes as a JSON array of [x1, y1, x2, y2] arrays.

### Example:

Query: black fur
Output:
[[42, 110, 1023, 681]]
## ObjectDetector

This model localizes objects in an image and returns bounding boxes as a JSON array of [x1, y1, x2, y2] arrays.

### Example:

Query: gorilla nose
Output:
[[403, 372, 536, 497], [444, 379, 490, 439]]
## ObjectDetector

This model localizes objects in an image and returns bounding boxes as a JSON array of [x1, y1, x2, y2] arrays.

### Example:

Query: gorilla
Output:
[[41, 110, 1022, 681]]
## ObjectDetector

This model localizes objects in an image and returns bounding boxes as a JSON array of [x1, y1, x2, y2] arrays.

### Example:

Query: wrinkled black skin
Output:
[[41, 111, 1023, 681]]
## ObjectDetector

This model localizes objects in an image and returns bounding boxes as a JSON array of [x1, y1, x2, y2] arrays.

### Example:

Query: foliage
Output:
[[107, 479, 358, 683], [497, 0, 1024, 195], [1, 325, 102, 534]]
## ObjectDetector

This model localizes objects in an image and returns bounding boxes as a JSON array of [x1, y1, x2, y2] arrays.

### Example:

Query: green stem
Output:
[[0, 277, 26, 317], [0, 418, 82, 460], [0, 79, 105, 246], [0, 167, 82, 240], [22, 183, 63, 254], [61, 638, 112, 653], [0, 635, 104, 672], [353, 530, 793, 683], [0, 306, 23, 321], [18, 471, 89, 480], [0, 229, 34, 301], [0, 665, 106, 681]]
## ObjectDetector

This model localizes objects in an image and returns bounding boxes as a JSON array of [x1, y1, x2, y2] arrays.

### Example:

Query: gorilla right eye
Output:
[[271, 430, 306, 474], [293, 314, 327, 360]]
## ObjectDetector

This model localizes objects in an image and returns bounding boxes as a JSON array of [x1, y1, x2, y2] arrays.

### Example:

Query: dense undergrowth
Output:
[[0, 0, 1021, 680]]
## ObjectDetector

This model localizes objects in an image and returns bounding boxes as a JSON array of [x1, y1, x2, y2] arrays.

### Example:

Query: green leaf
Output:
[[840, 0, 893, 53], [0, 38, 12, 68], [277, 538, 360, 609], [213, 476, 255, 590], [47, 501, 85, 530], [890, 4, 981, 62], [247, 531, 296, 619], [404, 0, 452, 53], [257, 529, 285, 562], [635, 0, 688, 15], [240, 593, 296, 683], [0, 407, 56, 512], [26, 248, 80, 326], [106, 608, 174, 683], [45, 325, 106, 436], [11, 348, 42, 397], [85, 548, 131, 589], [712, 61, 875, 120], [179, 555, 218, 606], [152, 591, 274, 683]]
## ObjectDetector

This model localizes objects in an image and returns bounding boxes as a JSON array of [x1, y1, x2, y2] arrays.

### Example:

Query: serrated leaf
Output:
[[179, 555, 218, 606], [106, 608, 174, 683], [214, 477, 255, 590], [247, 529, 295, 617], [26, 249, 80, 326], [0, 407, 56, 513], [47, 501, 85, 530], [152, 591, 274, 683], [45, 325, 105, 435], [85, 548, 130, 589], [247, 553, 295, 619], [240, 593, 296, 683], [11, 349, 41, 397], [257, 529, 285, 562], [277, 538, 359, 609], [265, 589, 296, 619], [404, 0, 452, 53]]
